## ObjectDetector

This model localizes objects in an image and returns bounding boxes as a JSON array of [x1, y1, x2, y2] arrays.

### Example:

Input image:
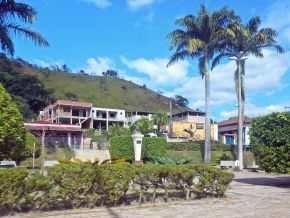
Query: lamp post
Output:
[[131, 131, 144, 164], [230, 52, 248, 170]]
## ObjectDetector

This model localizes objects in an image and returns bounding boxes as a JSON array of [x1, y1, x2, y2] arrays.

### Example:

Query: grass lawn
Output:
[[165, 150, 254, 166]]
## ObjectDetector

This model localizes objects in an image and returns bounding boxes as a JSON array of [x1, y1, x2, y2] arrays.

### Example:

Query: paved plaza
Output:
[[8, 171, 290, 218]]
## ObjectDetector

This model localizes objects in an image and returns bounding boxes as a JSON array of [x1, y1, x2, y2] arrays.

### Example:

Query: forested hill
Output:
[[0, 54, 190, 119]]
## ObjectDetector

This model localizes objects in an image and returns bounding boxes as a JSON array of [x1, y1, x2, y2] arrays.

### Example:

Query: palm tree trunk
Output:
[[237, 60, 244, 170], [204, 66, 211, 163]]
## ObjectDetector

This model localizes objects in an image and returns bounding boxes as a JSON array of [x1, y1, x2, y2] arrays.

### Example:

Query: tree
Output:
[[105, 124, 131, 139], [174, 95, 189, 107], [61, 64, 70, 72], [130, 118, 153, 135], [102, 69, 118, 78], [14, 132, 41, 166], [0, 84, 26, 165], [152, 111, 168, 132], [0, 0, 49, 56], [214, 17, 284, 169], [167, 4, 237, 163]]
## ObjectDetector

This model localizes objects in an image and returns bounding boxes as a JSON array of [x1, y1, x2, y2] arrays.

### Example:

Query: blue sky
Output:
[[13, 0, 290, 121]]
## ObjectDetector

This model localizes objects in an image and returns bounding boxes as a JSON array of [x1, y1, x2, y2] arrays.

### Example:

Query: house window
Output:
[[196, 124, 204, 129], [63, 107, 70, 113]]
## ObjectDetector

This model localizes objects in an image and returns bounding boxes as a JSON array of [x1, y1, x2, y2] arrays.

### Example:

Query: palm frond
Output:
[[6, 23, 49, 48], [188, 38, 205, 54], [0, 24, 14, 55], [0, 0, 37, 23], [247, 16, 261, 34]]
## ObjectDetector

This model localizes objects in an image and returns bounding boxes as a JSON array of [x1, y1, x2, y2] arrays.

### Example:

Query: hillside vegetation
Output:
[[0, 55, 189, 115]]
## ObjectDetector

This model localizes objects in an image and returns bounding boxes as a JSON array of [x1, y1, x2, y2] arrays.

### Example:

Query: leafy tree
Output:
[[102, 69, 118, 78], [130, 118, 153, 135], [167, 4, 237, 163], [250, 112, 290, 173], [0, 0, 49, 55], [214, 17, 284, 169], [174, 95, 189, 107], [0, 84, 26, 165], [105, 124, 131, 139], [0, 70, 55, 119], [15, 132, 41, 164], [61, 64, 70, 72], [153, 111, 168, 132]]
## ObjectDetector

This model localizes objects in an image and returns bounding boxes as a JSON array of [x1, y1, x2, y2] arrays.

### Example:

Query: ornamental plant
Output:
[[250, 112, 290, 173]]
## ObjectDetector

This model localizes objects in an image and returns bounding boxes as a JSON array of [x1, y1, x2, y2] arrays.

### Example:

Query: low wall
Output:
[[74, 149, 111, 162]]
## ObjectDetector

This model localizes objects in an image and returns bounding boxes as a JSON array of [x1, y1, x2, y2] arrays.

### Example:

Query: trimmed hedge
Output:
[[109, 137, 167, 161], [166, 142, 232, 152], [0, 163, 234, 214], [250, 112, 290, 173]]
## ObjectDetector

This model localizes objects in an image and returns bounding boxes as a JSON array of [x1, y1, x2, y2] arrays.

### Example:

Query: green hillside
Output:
[[0, 55, 190, 113]]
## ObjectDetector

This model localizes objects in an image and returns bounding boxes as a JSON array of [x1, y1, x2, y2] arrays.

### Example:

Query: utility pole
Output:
[[41, 128, 46, 175], [169, 100, 173, 137]]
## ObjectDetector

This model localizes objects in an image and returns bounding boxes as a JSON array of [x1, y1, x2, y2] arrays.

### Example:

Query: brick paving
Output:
[[8, 171, 290, 218]]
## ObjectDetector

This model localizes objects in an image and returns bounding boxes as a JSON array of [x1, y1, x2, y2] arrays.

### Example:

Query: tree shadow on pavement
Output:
[[235, 176, 290, 188], [106, 207, 121, 218]]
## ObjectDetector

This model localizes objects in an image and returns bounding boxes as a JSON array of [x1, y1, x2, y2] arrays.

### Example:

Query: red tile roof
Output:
[[218, 116, 252, 127], [24, 122, 83, 132]]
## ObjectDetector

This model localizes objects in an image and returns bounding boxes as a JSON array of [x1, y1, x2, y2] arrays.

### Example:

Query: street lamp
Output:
[[229, 52, 248, 171]]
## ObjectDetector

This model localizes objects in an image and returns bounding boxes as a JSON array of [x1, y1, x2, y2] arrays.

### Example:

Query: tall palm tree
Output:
[[0, 0, 49, 55], [213, 16, 284, 169], [167, 4, 237, 163]]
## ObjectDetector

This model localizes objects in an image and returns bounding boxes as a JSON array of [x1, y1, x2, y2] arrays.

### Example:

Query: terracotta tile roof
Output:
[[24, 122, 83, 132], [218, 116, 252, 127]]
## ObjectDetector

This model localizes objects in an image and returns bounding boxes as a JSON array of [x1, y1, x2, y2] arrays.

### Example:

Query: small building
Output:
[[171, 110, 218, 141], [91, 107, 126, 130], [218, 116, 252, 146], [25, 122, 84, 149]]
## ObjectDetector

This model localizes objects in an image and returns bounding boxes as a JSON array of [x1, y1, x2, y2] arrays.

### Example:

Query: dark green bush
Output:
[[109, 136, 167, 161], [250, 112, 290, 173], [0, 163, 234, 214], [142, 138, 167, 161], [0, 168, 28, 214]]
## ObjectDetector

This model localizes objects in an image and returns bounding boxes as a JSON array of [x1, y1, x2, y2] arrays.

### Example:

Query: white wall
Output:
[[91, 107, 126, 121]]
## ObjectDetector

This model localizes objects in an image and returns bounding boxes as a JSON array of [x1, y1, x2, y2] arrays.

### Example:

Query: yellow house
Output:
[[171, 110, 218, 141]]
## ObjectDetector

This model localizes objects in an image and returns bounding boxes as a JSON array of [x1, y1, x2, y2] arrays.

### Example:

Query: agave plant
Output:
[[149, 156, 193, 165]]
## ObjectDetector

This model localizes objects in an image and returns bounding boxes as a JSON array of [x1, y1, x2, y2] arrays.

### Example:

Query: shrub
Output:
[[0, 168, 28, 214], [0, 163, 234, 214], [109, 137, 167, 162], [214, 152, 233, 164], [250, 112, 290, 173], [46, 163, 103, 209]]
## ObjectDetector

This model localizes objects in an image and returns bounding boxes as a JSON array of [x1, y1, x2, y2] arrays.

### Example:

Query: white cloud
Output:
[[264, 0, 290, 43], [121, 56, 190, 87], [80, 0, 112, 8], [33, 59, 65, 68], [82, 57, 114, 75], [127, 0, 155, 11], [171, 49, 290, 109], [220, 103, 288, 120]]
